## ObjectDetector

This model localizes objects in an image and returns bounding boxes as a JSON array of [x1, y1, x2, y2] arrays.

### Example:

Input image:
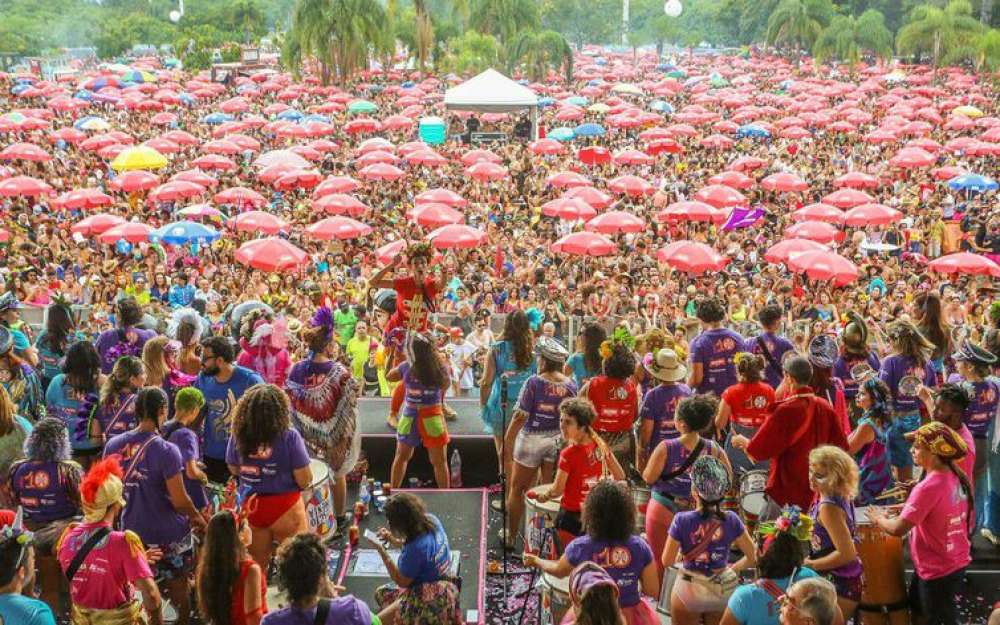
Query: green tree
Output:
[[283, 0, 387, 83], [413, 0, 435, 70], [541, 0, 620, 50], [766, 0, 835, 53], [229, 0, 267, 43], [509, 29, 573, 81], [975, 27, 1000, 69], [469, 0, 541, 48], [813, 9, 894, 71], [443, 30, 501, 74], [896, 0, 984, 68]]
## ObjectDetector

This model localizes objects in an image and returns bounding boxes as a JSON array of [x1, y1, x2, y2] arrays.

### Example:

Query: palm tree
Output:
[[976, 29, 1000, 71], [283, 0, 386, 84], [765, 0, 834, 56], [413, 0, 434, 71], [469, 0, 541, 48], [231, 0, 264, 44], [444, 31, 500, 75], [813, 9, 894, 74], [896, 0, 983, 70], [509, 30, 573, 82]]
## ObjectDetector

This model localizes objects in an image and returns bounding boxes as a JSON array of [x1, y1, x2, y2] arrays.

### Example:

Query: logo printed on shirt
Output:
[[249, 444, 273, 460], [25, 469, 50, 490]]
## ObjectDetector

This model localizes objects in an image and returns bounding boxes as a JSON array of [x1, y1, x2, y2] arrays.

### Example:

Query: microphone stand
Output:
[[498, 373, 511, 622]]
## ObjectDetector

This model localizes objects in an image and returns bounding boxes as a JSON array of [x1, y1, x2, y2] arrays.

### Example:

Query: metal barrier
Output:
[[20, 305, 92, 332]]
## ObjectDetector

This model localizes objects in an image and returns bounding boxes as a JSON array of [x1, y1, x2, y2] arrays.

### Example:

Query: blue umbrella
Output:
[[538, 97, 556, 107], [736, 124, 771, 139], [565, 96, 588, 107], [276, 109, 303, 121], [549, 127, 576, 141], [201, 112, 233, 125], [302, 113, 330, 123], [74, 90, 94, 101], [401, 81, 416, 89], [517, 79, 530, 86], [73, 116, 104, 130], [236, 83, 258, 94], [574, 123, 606, 137], [948, 173, 999, 193], [594, 57, 608, 66], [11, 84, 31, 95], [649, 100, 674, 113], [179, 93, 195, 105], [586, 79, 604, 87], [151, 221, 221, 245]]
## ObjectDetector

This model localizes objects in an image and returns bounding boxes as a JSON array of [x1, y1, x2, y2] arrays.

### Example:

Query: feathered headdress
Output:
[[990, 301, 1000, 324], [80, 457, 127, 522], [0, 507, 33, 585], [168, 307, 204, 346], [757, 505, 814, 545], [525, 307, 545, 332], [310, 307, 335, 340]]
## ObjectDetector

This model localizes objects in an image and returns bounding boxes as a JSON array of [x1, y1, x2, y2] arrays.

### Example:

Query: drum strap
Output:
[[662, 438, 705, 482], [313, 599, 331, 625], [65, 527, 111, 582], [858, 598, 910, 616], [756, 336, 780, 375]]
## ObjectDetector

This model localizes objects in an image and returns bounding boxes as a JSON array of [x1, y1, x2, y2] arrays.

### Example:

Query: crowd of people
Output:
[[0, 46, 999, 625]]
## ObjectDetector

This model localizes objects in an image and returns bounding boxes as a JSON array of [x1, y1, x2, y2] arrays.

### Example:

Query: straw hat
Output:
[[646, 348, 687, 382]]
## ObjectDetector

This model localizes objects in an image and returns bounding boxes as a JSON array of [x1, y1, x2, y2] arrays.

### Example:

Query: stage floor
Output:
[[359, 397, 488, 437]]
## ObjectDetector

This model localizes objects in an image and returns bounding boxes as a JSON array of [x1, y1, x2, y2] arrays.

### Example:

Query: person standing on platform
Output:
[[739, 356, 848, 514], [195, 336, 264, 484]]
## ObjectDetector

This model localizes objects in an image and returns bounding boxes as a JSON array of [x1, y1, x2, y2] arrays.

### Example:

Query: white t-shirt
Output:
[[445, 341, 477, 390]]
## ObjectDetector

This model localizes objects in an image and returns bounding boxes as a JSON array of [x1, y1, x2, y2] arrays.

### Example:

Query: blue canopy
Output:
[[401, 81, 416, 89], [201, 112, 233, 125], [276, 109, 303, 121], [587, 79, 604, 87], [151, 221, 220, 245], [574, 123, 606, 137], [736, 124, 771, 139], [948, 173, 998, 192], [179, 93, 195, 105], [549, 127, 576, 141]]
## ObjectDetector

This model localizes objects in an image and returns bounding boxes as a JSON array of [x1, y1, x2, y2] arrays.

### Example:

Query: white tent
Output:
[[444, 69, 539, 139]]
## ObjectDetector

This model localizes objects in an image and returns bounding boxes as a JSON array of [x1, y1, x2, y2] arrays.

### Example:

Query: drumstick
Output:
[[874, 487, 907, 501]]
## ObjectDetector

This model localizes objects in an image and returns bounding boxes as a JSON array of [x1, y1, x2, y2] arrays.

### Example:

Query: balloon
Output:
[[664, 0, 683, 16], [169, 10, 181, 22]]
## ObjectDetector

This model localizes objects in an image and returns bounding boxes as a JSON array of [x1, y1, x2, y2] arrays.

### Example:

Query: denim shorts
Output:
[[887, 413, 921, 469], [513, 429, 560, 468]]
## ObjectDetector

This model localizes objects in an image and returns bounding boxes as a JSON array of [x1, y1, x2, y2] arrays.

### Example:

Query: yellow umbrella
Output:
[[110, 145, 168, 171], [611, 83, 643, 96], [953, 105, 984, 119], [588, 103, 611, 114]]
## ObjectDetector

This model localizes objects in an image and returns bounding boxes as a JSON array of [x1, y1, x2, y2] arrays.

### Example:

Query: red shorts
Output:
[[247, 492, 301, 528]]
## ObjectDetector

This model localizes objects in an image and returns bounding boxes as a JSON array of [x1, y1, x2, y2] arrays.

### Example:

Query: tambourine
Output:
[[850, 363, 876, 383], [898, 375, 921, 396]]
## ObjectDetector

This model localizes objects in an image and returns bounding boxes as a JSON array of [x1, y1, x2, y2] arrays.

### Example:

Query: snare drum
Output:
[[856, 507, 910, 625], [739, 471, 768, 518], [303, 459, 337, 539], [540, 572, 571, 625], [632, 485, 651, 535], [524, 485, 561, 556]]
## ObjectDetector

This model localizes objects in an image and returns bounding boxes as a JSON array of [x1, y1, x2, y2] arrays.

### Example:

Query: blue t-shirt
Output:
[[397, 514, 451, 586], [195, 366, 264, 459], [45, 375, 97, 452], [566, 353, 596, 387], [726, 569, 818, 625], [0, 593, 56, 625]]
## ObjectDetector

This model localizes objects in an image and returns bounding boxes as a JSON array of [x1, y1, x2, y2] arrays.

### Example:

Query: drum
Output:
[[856, 507, 910, 625], [525, 486, 561, 556], [632, 485, 651, 534], [303, 459, 337, 539], [162, 600, 177, 624], [739, 470, 768, 519], [540, 572, 571, 625]]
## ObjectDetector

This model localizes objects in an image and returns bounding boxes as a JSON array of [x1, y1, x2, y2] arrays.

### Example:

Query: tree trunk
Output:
[[982, 0, 994, 25]]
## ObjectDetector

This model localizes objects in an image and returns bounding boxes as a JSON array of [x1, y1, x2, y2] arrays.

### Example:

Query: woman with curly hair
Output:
[[195, 510, 265, 625], [525, 480, 659, 625], [46, 341, 104, 467], [582, 342, 640, 478], [225, 384, 312, 568], [94, 297, 156, 374], [7, 417, 82, 611], [566, 322, 608, 387], [848, 377, 893, 506]]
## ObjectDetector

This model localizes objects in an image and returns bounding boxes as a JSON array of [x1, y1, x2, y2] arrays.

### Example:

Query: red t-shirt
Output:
[[559, 442, 602, 512], [389, 275, 440, 332], [720, 381, 775, 428], [587, 375, 638, 433]]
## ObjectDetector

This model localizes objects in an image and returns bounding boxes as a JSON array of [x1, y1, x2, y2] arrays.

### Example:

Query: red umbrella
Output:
[[191, 154, 237, 171], [700, 134, 734, 150], [613, 149, 654, 166], [314, 176, 361, 197], [694, 184, 745, 208], [49, 127, 87, 144], [784, 220, 842, 244], [577, 146, 612, 166], [71, 214, 125, 236], [760, 172, 808, 193], [764, 238, 830, 263], [415, 188, 467, 207], [147, 181, 204, 203], [0, 142, 51, 162], [344, 118, 382, 134], [465, 162, 507, 181], [547, 171, 592, 189], [235, 237, 308, 273], [609, 175, 654, 196], [792, 203, 844, 224], [161, 130, 199, 146], [313, 193, 368, 217], [359, 163, 406, 181], [53, 188, 113, 210], [97, 222, 154, 244], [0, 229, 8, 243], [822, 188, 872, 208], [427, 224, 487, 249], [383, 115, 414, 130], [707, 171, 754, 189], [551, 231, 616, 256], [305, 217, 373, 241], [461, 149, 501, 165], [274, 169, 323, 191], [80, 135, 119, 152], [408, 203, 464, 228], [356, 150, 399, 167], [110, 170, 159, 193], [229, 211, 290, 235], [928, 253, 1000, 278], [202, 139, 242, 156], [584, 210, 646, 234], [656, 241, 729, 274], [542, 198, 598, 221], [564, 186, 613, 209], [376, 239, 407, 265], [932, 166, 967, 181], [0, 175, 52, 197], [171, 170, 218, 189], [889, 147, 935, 169], [356, 138, 395, 155], [529, 139, 565, 155], [215, 187, 265, 208], [842, 203, 903, 227], [833, 172, 879, 189], [727, 156, 768, 172], [787, 250, 859, 286], [142, 138, 180, 154], [645, 139, 684, 156], [657, 201, 726, 224], [405, 150, 448, 167]]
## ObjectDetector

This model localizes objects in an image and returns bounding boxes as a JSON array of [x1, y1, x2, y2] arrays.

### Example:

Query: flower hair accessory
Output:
[[600, 326, 637, 360], [0, 507, 33, 547], [757, 505, 813, 543], [733, 351, 751, 367]]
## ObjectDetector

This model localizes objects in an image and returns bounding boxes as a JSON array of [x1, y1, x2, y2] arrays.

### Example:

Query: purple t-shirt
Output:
[[261, 597, 373, 625], [162, 422, 207, 510], [640, 383, 692, 451], [669, 510, 744, 575], [809, 495, 863, 579], [104, 430, 188, 546], [565, 534, 654, 607], [516, 375, 578, 432], [225, 428, 310, 496], [399, 361, 444, 417], [94, 327, 157, 374], [653, 438, 724, 499], [93, 393, 138, 440], [9, 460, 80, 523], [690, 328, 744, 395], [878, 355, 936, 413], [963, 379, 999, 439], [833, 353, 881, 400], [744, 333, 795, 389]]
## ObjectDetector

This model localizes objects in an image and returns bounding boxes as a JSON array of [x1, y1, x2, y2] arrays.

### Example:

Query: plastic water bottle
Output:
[[450, 449, 462, 488], [359, 477, 371, 510]]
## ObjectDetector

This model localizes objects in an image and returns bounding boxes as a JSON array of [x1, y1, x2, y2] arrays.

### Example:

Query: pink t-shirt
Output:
[[900, 470, 971, 580], [957, 424, 976, 483], [57, 521, 153, 609]]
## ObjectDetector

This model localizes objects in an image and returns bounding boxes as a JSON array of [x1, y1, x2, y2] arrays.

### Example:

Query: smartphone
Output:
[[364, 528, 383, 546]]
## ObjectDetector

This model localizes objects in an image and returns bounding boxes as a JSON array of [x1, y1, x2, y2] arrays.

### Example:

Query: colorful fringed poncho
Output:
[[284, 358, 359, 473]]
